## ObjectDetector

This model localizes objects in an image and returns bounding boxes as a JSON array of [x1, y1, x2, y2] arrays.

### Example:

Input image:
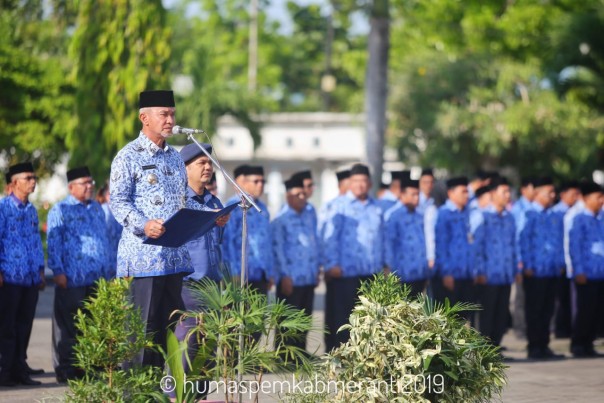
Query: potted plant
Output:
[[284, 274, 507, 402], [167, 276, 316, 403]]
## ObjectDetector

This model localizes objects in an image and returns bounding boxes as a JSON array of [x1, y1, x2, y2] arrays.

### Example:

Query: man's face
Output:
[[534, 185, 556, 208], [400, 187, 419, 208], [521, 184, 536, 201], [12, 172, 37, 196], [286, 187, 307, 212], [584, 192, 604, 214], [419, 175, 434, 196], [339, 178, 350, 194], [560, 188, 580, 208], [349, 174, 371, 200], [303, 178, 314, 198], [448, 185, 469, 208], [140, 107, 176, 138], [491, 185, 511, 209], [477, 192, 492, 209], [186, 155, 213, 186], [69, 176, 95, 202], [244, 174, 265, 199]]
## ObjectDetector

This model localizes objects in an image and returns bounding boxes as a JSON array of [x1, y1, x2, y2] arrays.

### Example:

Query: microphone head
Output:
[[172, 126, 182, 135]]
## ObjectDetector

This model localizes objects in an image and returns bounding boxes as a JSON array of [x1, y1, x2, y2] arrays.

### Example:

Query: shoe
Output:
[[25, 364, 45, 375], [572, 346, 604, 358], [542, 347, 565, 360], [0, 376, 17, 387], [527, 348, 545, 360], [56, 374, 68, 384], [14, 374, 42, 386]]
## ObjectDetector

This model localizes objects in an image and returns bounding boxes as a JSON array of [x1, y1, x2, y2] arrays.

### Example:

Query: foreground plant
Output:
[[66, 278, 165, 403], [284, 274, 507, 403]]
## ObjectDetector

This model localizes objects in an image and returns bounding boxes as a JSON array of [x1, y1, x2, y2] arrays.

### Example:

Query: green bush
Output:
[[66, 278, 166, 403], [285, 274, 507, 403]]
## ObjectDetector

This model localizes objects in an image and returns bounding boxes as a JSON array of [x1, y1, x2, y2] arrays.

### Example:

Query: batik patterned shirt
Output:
[[109, 132, 193, 277], [0, 195, 44, 286], [322, 192, 385, 278], [272, 204, 320, 287], [569, 209, 604, 280], [434, 200, 473, 279], [47, 195, 110, 287], [384, 203, 428, 282], [473, 205, 518, 285]]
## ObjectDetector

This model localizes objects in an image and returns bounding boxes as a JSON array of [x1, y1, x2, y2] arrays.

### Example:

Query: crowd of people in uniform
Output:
[[1, 89, 604, 389]]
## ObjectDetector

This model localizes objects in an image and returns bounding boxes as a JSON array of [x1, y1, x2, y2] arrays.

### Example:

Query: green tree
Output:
[[68, 0, 171, 181]]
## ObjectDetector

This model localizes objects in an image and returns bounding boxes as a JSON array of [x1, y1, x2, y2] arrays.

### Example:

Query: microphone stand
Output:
[[185, 133, 260, 403]]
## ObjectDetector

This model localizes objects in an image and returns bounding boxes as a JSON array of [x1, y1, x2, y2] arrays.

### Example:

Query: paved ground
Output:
[[1, 282, 603, 402]]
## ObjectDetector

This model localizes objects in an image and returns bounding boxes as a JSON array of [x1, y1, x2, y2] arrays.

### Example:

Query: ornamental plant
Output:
[[285, 274, 507, 403], [66, 278, 165, 403]]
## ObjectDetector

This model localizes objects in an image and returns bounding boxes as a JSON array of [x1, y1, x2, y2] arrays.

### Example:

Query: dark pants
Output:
[[555, 275, 572, 338], [0, 284, 39, 380], [324, 276, 360, 352], [403, 280, 427, 299], [52, 284, 95, 379], [276, 284, 315, 351], [129, 274, 184, 368], [571, 280, 604, 351], [432, 275, 476, 323], [477, 284, 511, 346], [523, 276, 557, 352]]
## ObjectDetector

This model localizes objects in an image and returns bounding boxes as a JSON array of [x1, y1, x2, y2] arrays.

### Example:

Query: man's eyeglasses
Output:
[[74, 180, 96, 187], [18, 175, 38, 182]]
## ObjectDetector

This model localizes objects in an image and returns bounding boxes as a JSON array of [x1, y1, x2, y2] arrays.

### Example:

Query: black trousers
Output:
[[0, 284, 39, 379], [129, 274, 184, 368], [324, 276, 361, 352], [523, 276, 557, 352], [276, 284, 315, 351], [403, 280, 427, 299], [52, 284, 95, 378], [432, 275, 476, 323], [571, 280, 604, 350], [554, 275, 572, 337], [477, 284, 511, 346]]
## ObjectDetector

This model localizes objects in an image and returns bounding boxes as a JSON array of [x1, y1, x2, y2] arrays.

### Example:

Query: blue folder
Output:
[[143, 202, 239, 248]]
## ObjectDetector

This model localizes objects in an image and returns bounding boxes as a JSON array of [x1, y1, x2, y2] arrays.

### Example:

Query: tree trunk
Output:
[[364, 0, 390, 192]]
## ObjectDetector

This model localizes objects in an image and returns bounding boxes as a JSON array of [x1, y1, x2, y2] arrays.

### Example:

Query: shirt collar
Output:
[[66, 194, 91, 206], [531, 201, 547, 212], [137, 132, 171, 156], [9, 193, 29, 208], [187, 186, 217, 206], [485, 204, 509, 216], [444, 199, 465, 212], [344, 190, 375, 205]]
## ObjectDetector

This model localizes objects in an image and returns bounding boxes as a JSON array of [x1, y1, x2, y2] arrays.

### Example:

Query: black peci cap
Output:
[[446, 176, 468, 189], [67, 166, 91, 182], [139, 90, 175, 108]]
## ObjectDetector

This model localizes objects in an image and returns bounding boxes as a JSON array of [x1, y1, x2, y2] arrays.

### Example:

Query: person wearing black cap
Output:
[[510, 176, 536, 339], [568, 182, 604, 357], [109, 90, 193, 369], [0, 163, 45, 386], [519, 177, 565, 360], [48, 166, 110, 382], [468, 170, 491, 207], [222, 165, 274, 295], [233, 164, 251, 189], [290, 169, 318, 234], [384, 179, 428, 297], [473, 177, 519, 349], [433, 176, 475, 321], [551, 180, 581, 338], [322, 163, 385, 350], [174, 143, 228, 388], [271, 177, 320, 351], [417, 168, 435, 214], [318, 169, 351, 239], [378, 170, 410, 212], [469, 185, 492, 235]]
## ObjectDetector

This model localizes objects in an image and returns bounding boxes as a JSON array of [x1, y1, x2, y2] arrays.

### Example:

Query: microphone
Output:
[[172, 125, 205, 135]]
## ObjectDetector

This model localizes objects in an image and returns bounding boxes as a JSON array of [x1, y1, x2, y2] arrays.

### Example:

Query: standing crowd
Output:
[[1, 89, 603, 388]]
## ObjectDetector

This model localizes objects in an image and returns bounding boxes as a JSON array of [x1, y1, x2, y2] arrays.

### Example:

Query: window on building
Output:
[[313, 137, 320, 148], [286, 137, 293, 148]]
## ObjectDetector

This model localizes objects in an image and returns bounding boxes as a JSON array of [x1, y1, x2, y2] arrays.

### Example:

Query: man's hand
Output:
[[575, 273, 588, 285], [515, 273, 523, 284], [54, 274, 68, 289], [443, 275, 455, 291], [324, 266, 342, 281], [268, 277, 275, 291], [144, 219, 165, 239], [474, 275, 487, 285], [0, 272, 3, 287], [215, 214, 230, 227], [280, 276, 294, 297], [39, 271, 46, 291], [383, 267, 391, 276], [524, 269, 534, 278], [428, 260, 435, 269]]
